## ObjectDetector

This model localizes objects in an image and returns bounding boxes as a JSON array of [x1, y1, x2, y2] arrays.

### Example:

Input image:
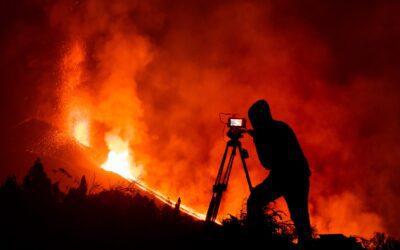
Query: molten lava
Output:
[[69, 115, 207, 220], [101, 132, 142, 181], [42, 0, 400, 238], [98, 131, 206, 220], [72, 118, 90, 147], [61, 36, 207, 221]]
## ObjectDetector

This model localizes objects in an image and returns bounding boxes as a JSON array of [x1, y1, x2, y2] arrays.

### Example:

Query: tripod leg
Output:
[[215, 142, 230, 185], [205, 194, 216, 222], [238, 143, 253, 192], [205, 143, 237, 223], [222, 143, 237, 186], [206, 142, 230, 222]]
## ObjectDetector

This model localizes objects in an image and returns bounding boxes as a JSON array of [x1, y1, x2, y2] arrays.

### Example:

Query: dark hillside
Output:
[[0, 160, 398, 250]]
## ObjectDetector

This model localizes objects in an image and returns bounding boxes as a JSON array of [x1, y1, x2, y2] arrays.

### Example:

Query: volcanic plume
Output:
[[1, 0, 399, 238]]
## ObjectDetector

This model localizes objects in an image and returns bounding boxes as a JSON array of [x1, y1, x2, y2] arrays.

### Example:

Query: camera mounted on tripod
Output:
[[205, 115, 253, 223], [226, 117, 248, 140]]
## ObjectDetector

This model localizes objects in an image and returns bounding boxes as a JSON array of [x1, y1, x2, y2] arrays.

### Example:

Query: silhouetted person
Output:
[[246, 99, 312, 246], [175, 197, 181, 211], [174, 197, 181, 219]]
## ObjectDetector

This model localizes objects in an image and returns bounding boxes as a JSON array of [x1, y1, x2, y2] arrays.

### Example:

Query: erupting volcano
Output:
[[100, 132, 141, 181], [1, 0, 400, 244], [69, 96, 206, 220]]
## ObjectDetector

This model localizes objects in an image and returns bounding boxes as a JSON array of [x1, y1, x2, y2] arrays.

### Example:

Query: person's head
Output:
[[248, 99, 272, 130]]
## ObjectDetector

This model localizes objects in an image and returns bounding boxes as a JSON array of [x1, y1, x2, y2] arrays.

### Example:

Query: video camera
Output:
[[226, 116, 248, 140], [227, 117, 246, 128]]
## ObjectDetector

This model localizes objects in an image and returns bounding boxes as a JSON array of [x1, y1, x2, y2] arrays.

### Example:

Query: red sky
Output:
[[1, 0, 399, 238]]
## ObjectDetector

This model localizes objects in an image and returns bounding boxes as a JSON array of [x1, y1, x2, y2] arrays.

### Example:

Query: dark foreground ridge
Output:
[[0, 160, 399, 250]]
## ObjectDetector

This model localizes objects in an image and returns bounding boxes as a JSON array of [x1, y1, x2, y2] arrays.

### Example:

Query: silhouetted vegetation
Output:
[[0, 160, 398, 249]]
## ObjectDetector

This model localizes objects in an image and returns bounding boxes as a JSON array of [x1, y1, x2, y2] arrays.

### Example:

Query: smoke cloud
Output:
[[1, 0, 399, 238]]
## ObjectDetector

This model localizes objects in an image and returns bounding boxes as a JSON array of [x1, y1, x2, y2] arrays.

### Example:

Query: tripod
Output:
[[205, 128, 253, 223]]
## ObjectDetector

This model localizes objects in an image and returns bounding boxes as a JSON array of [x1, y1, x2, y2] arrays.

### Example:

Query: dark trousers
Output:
[[247, 172, 312, 242]]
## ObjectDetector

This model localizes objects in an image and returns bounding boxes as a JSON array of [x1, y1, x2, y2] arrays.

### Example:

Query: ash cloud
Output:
[[1, 0, 399, 237]]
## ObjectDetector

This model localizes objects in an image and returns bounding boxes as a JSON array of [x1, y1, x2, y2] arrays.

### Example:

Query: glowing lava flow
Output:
[[71, 113, 90, 147], [73, 119, 90, 147], [132, 180, 206, 221], [101, 133, 141, 181], [99, 133, 206, 220], [70, 122, 206, 221]]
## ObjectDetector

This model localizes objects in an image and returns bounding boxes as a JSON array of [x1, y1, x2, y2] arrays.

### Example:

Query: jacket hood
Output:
[[248, 99, 272, 130]]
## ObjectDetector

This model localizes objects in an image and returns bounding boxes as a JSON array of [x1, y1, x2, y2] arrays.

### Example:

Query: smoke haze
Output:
[[1, 0, 399, 238]]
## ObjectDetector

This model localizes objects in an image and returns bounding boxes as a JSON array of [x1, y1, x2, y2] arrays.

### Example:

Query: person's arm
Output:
[[250, 130, 271, 169]]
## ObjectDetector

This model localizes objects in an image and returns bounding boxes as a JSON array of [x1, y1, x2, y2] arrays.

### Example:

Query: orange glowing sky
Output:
[[1, 0, 400, 239]]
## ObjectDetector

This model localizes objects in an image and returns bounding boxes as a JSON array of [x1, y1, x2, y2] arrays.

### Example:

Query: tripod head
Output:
[[226, 127, 248, 141], [226, 117, 249, 141]]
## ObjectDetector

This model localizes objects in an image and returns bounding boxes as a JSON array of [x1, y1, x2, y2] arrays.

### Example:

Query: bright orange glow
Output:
[[50, 0, 399, 238], [72, 117, 90, 147], [134, 181, 207, 221], [101, 133, 142, 181], [98, 131, 207, 221], [61, 38, 208, 222]]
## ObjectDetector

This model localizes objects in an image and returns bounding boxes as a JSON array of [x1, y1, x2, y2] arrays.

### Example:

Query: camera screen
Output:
[[229, 118, 244, 127]]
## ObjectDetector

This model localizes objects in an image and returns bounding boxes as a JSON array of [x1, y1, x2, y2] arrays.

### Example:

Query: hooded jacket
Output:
[[248, 100, 311, 177]]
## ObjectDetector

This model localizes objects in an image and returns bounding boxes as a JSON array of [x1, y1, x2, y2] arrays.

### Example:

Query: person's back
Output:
[[252, 119, 311, 177], [247, 99, 312, 247]]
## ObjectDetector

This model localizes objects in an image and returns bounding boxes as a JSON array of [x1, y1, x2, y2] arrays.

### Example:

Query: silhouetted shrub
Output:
[[360, 233, 400, 250], [65, 175, 87, 204], [22, 158, 52, 200], [0, 175, 20, 196], [0, 159, 398, 250]]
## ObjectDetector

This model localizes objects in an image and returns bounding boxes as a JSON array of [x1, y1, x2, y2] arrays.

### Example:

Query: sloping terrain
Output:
[[2, 160, 397, 250]]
